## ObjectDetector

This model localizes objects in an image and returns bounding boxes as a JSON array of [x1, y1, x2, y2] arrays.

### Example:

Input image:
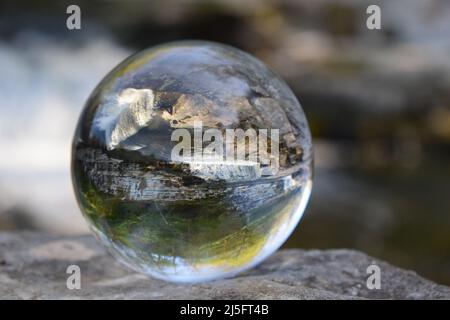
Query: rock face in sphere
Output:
[[72, 41, 313, 282]]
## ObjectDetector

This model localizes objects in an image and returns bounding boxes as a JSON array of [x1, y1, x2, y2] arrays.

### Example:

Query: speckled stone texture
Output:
[[0, 232, 449, 299]]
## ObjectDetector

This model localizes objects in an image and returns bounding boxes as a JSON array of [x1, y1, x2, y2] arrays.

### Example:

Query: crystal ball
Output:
[[72, 41, 313, 282]]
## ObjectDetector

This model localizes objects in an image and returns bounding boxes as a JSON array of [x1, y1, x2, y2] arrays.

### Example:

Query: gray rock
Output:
[[0, 231, 449, 300]]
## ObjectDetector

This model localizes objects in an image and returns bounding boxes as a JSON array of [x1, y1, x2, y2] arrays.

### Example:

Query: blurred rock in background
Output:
[[0, 0, 449, 284]]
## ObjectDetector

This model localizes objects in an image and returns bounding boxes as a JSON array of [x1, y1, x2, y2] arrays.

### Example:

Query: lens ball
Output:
[[72, 41, 313, 282]]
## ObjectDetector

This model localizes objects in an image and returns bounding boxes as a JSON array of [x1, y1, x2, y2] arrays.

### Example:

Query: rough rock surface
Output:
[[0, 232, 449, 300]]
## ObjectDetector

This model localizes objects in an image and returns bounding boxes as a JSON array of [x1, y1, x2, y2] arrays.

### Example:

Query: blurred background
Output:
[[1, 0, 449, 285]]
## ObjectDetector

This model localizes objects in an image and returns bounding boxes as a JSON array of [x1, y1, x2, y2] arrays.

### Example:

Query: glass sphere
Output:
[[72, 41, 313, 282]]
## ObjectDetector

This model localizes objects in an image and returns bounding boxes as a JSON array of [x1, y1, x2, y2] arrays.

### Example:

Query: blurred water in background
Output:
[[0, 0, 449, 284], [0, 31, 130, 233]]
